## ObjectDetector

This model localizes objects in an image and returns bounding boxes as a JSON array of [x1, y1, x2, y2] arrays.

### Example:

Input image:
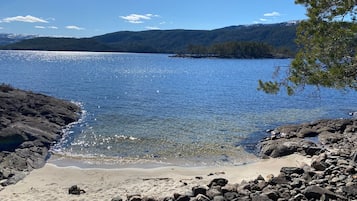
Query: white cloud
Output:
[[0, 27, 3, 29], [264, 12, 281, 17], [260, 18, 268, 22], [35, 25, 59, 30], [1, 15, 48, 23], [35, 25, 46, 29], [145, 26, 160, 30], [120, 13, 159, 24], [146, 14, 160, 18], [66, 25, 84, 30]]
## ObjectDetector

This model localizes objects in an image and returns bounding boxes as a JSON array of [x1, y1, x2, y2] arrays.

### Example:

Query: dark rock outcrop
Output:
[[0, 84, 80, 187], [259, 119, 357, 158], [259, 138, 319, 158], [68, 185, 86, 195]]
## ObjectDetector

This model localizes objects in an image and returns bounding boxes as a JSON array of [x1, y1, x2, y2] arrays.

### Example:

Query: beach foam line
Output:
[[0, 154, 311, 200]]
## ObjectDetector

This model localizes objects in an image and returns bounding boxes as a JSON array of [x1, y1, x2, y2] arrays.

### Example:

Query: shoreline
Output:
[[0, 154, 311, 200], [1, 85, 356, 200], [47, 148, 259, 169], [1, 118, 356, 200]]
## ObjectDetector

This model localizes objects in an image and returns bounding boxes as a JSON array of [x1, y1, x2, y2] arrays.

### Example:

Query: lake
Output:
[[1, 50, 356, 167]]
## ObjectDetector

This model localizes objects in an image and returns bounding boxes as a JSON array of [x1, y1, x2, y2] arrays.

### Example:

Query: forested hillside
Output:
[[0, 34, 36, 46], [1, 22, 297, 56], [179, 41, 293, 59], [2, 37, 110, 51], [94, 22, 297, 53]]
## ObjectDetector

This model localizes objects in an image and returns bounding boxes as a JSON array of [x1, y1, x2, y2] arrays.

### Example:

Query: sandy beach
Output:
[[0, 154, 310, 201]]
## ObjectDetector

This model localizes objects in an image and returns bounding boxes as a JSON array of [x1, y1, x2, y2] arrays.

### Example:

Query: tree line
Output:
[[176, 41, 294, 59]]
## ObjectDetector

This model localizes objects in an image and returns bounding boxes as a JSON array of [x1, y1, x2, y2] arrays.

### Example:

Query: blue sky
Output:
[[0, 0, 307, 37]]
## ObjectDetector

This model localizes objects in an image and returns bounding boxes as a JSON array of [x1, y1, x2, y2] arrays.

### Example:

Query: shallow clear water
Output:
[[1, 50, 356, 167]]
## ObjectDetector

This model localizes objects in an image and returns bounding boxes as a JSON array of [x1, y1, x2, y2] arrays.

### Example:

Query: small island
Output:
[[171, 41, 294, 59]]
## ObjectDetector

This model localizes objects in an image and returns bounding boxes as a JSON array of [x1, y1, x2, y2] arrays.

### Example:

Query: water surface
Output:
[[1, 50, 356, 167]]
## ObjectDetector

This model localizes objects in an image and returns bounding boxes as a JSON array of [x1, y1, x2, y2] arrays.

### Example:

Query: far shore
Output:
[[0, 154, 310, 200]]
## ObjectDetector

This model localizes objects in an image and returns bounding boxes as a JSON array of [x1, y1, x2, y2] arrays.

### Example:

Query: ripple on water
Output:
[[1, 51, 356, 167]]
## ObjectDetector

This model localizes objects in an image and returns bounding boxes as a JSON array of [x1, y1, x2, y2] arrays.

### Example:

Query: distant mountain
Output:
[[0, 34, 37, 46], [0, 22, 298, 54], [94, 22, 298, 53], [1, 37, 111, 52]]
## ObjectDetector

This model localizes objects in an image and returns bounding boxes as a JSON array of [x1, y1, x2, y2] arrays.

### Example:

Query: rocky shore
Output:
[[98, 119, 357, 201], [106, 119, 357, 201], [0, 83, 356, 200], [0, 84, 81, 187]]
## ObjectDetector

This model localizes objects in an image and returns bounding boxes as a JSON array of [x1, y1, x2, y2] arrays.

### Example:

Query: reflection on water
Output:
[[1, 50, 356, 167]]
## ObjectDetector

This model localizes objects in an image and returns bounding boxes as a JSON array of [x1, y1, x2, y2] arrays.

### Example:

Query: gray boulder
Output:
[[280, 167, 304, 175], [297, 127, 318, 138], [111, 196, 123, 201], [260, 138, 316, 158], [304, 185, 347, 200], [342, 185, 357, 197], [208, 178, 228, 188]]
